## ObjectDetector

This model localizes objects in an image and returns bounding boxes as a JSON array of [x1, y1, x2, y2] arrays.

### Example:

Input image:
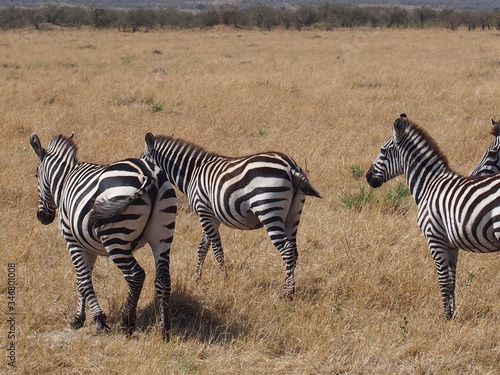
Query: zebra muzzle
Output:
[[366, 166, 383, 188], [37, 210, 55, 225]]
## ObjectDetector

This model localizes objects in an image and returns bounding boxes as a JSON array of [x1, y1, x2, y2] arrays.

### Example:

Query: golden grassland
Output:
[[0, 26, 499, 374]]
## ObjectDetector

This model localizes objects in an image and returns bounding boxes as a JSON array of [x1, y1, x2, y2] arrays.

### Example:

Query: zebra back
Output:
[[144, 132, 320, 198]]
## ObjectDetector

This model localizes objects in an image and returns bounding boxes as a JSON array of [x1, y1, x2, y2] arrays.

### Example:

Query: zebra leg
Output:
[[143, 180, 176, 340], [69, 246, 109, 333], [280, 240, 298, 299], [446, 248, 458, 318], [284, 193, 306, 268], [197, 217, 224, 279], [260, 218, 297, 299], [152, 251, 171, 341], [70, 294, 86, 329], [431, 246, 459, 319], [109, 253, 146, 335], [196, 232, 210, 280], [256, 193, 305, 299]]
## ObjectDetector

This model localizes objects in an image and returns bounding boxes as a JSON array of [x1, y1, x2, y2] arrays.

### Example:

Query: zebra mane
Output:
[[490, 126, 500, 137], [154, 135, 222, 158], [408, 120, 450, 169], [46, 134, 79, 162]]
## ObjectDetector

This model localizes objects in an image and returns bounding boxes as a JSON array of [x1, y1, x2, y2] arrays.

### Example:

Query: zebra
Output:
[[470, 119, 500, 176], [30, 133, 177, 339], [366, 114, 500, 319], [142, 132, 320, 298]]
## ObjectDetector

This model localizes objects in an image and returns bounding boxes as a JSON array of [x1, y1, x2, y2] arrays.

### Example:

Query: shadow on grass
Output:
[[134, 289, 247, 344]]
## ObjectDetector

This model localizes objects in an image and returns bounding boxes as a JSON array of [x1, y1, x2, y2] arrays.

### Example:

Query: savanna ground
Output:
[[0, 26, 499, 374]]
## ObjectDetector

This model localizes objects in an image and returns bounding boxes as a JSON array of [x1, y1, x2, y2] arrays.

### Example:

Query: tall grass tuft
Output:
[[339, 185, 374, 211], [384, 181, 411, 213], [147, 99, 164, 112]]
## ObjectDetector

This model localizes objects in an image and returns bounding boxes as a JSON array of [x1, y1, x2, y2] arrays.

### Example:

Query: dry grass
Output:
[[0, 26, 499, 374]]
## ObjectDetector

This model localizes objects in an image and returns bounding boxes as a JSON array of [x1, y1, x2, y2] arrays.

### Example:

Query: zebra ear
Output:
[[144, 132, 155, 156], [30, 133, 45, 160], [490, 119, 500, 137], [393, 115, 408, 143]]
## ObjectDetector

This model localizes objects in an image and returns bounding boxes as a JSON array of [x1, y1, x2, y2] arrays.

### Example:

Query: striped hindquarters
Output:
[[197, 152, 316, 229], [59, 159, 160, 252]]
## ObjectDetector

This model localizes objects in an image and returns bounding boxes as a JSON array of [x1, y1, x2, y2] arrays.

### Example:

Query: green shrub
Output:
[[385, 182, 410, 212], [147, 100, 163, 112], [339, 186, 373, 211], [350, 165, 362, 180]]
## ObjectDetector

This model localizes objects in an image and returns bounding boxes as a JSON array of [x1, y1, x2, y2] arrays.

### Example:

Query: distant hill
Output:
[[0, 0, 498, 11]]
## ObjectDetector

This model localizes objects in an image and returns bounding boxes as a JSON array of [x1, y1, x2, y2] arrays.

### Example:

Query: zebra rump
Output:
[[89, 175, 154, 228]]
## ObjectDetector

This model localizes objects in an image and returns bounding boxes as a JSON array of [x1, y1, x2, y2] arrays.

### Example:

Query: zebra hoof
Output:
[[96, 322, 111, 334], [443, 301, 454, 320], [94, 313, 110, 334], [121, 314, 137, 336], [160, 320, 171, 342], [161, 328, 171, 342], [70, 315, 85, 330], [121, 324, 136, 336], [282, 287, 295, 301]]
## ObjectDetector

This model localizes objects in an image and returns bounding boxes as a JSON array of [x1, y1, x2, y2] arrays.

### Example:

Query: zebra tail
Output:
[[89, 176, 154, 228], [291, 168, 321, 198]]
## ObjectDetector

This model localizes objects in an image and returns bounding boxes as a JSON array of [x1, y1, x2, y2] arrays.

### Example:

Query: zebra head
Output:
[[30, 133, 77, 225], [366, 114, 409, 188], [143, 132, 156, 160], [470, 119, 500, 176]]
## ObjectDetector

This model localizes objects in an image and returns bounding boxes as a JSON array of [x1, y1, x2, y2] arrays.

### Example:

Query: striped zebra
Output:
[[30, 134, 177, 339], [471, 119, 500, 176], [142, 133, 320, 298], [366, 114, 500, 319]]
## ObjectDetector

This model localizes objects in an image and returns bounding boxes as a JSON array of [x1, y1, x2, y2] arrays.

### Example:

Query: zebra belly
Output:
[[421, 186, 500, 253], [188, 163, 294, 231], [217, 210, 263, 230], [447, 213, 500, 253], [213, 194, 289, 230]]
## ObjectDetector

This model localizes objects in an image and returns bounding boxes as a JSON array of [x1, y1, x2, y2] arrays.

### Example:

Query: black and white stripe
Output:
[[471, 119, 500, 176], [30, 134, 176, 339], [143, 133, 320, 297], [366, 114, 500, 319]]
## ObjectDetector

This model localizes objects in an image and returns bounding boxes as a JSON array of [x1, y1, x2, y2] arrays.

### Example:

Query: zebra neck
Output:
[[159, 145, 217, 195], [51, 161, 79, 208], [404, 156, 454, 205]]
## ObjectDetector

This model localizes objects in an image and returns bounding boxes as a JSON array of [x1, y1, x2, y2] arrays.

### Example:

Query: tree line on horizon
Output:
[[0, 4, 499, 31]]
